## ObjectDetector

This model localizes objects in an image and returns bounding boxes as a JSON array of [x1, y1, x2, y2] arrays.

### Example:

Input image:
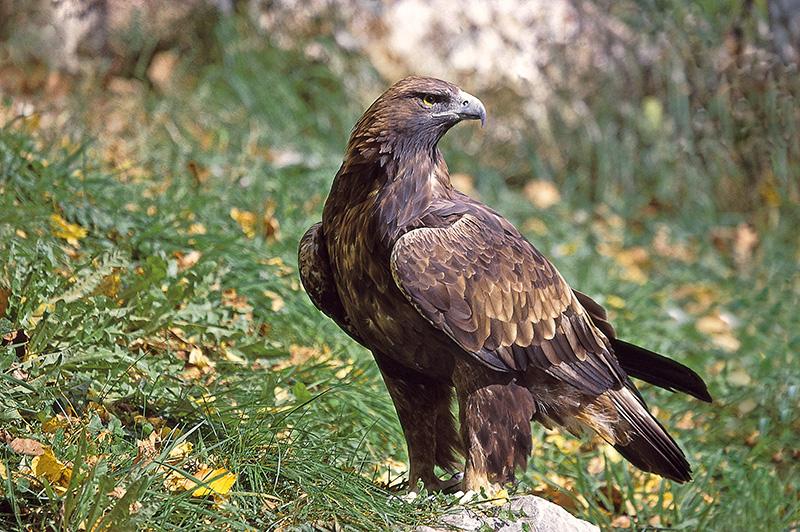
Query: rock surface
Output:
[[415, 495, 598, 532]]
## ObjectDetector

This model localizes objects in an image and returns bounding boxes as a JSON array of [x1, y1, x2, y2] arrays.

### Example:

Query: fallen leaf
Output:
[[191, 467, 237, 497], [652, 224, 694, 262], [610, 515, 632, 528], [96, 272, 121, 299], [187, 222, 207, 235], [523, 217, 548, 236], [605, 295, 626, 309], [167, 441, 194, 462], [175, 250, 202, 271], [696, 312, 741, 352], [450, 173, 477, 196], [31, 447, 72, 494], [0, 286, 9, 318], [262, 200, 281, 242], [263, 290, 285, 312], [733, 223, 758, 268], [107, 485, 126, 499], [230, 208, 257, 238], [187, 347, 214, 370], [524, 179, 561, 209], [147, 50, 179, 91], [9, 438, 45, 456], [586, 454, 605, 475], [491, 488, 510, 506], [50, 214, 87, 246], [275, 344, 322, 371], [134, 431, 160, 466]]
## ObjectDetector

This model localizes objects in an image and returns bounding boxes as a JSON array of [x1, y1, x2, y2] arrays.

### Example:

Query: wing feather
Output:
[[391, 212, 627, 396]]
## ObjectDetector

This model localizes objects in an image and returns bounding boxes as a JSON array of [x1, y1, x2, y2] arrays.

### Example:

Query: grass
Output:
[[1, 13, 799, 531]]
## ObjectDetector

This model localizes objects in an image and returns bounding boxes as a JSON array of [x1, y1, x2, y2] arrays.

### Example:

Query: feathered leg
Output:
[[374, 353, 463, 492], [453, 359, 535, 494]]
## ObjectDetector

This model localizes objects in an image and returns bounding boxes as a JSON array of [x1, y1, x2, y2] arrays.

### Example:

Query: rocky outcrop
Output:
[[415, 495, 598, 532]]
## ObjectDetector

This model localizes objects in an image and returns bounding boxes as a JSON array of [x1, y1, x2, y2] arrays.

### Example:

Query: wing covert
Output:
[[391, 213, 627, 396]]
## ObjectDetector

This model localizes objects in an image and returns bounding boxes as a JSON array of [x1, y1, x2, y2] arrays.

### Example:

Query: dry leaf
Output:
[[50, 214, 87, 246], [524, 180, 561, 209], [96, 272, 121, 299], [263, 200, 282, 242], [450, 173, 477, 196], [9, 438, 45, 456], [652, 224, 694, 262], [523, 217, 548, 236], [696, 312, 741, 352], [167, 441, 194, 462], [187, 222, 207, 236], [187, 347, 214, 370], [605, 295, 626, 309], [31, 447, 72, 494], [491, 488, 510, 506], [733, 223, 758, 268], [134, 431, 160, 466], [0, 286, 9, 318], [263, 290, 285, 312], [230, 208, 257, 238], [147, 50, 179, 91], [190, 467, 237, 497], [610, 515, 632, 528], [176, 250, 202, 271], [108, 485, 126, 499]]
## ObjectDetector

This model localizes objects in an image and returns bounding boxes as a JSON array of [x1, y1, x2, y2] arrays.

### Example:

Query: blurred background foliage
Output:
[[0, 0, 798, 530]]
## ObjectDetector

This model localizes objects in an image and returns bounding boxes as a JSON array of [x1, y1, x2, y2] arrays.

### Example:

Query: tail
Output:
[[607, 387, 692, 483], [611, 339, 712, 403]]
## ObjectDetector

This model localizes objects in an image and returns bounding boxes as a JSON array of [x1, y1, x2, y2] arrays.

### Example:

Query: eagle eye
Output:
[[421, 95, 436, 108]]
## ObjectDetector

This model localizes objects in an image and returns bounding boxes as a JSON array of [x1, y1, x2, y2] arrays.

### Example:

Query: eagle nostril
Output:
[[462, 100, 469, 106]]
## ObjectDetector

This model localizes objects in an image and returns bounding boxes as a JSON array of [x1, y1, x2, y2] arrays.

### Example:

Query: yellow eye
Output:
[[422, 95, 435, 108]]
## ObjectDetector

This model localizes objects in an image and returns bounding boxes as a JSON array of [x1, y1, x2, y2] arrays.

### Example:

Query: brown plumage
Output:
[[299, 77, 711, 493]]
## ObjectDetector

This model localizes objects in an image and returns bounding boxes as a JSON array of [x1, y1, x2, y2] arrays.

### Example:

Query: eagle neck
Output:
[[376, 146, 452, 237]]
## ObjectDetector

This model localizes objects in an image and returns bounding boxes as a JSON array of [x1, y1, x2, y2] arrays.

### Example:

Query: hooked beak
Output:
[[455, 89, 486, 127]]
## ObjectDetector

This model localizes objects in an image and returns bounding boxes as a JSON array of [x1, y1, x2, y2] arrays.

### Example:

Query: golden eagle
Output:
[[299, 77, 711, 493]]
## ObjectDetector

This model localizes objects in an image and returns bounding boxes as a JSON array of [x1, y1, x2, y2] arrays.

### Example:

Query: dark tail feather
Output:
[[610, 388, 693, 483], [611, 339, 712, 403]]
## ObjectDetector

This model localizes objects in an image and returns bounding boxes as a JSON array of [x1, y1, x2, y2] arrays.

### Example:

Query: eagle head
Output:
[[349, 76, 486, 157]]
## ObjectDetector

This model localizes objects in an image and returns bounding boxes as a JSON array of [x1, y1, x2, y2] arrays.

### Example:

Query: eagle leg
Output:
[[374, 353, 463, 493], [453, 360, 535, 495]]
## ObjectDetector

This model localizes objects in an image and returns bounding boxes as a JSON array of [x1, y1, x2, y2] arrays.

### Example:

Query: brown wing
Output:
[[390, 213, 627, 396], [299, 222, 365, 346], [573, 289, 617, 339]]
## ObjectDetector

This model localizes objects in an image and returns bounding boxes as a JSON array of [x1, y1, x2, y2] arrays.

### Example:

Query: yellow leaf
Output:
[[230, 208, 257, 238], [50, 214, 87, 246], [187, 223, 207, 235], [524, 180, 561, 209], [31, 447, 72, 494], [605, 295, 626, 309], [728, 368, 752, 387], [188, 347, 214, 369], [491, 488, 510, 506], [642, 96, 663, 130], [191, 467, 237, 497], [263, 290, 285, 312], [167, 441, 194, 461], [96, 272, 121, 298]]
